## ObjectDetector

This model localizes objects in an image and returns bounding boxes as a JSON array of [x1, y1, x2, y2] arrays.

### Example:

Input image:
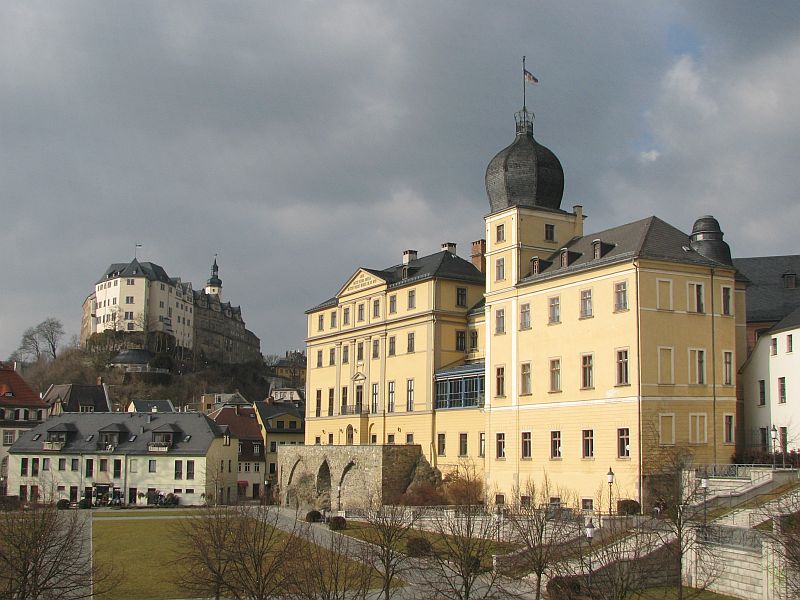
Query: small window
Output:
[[520, 303, 531, 330], [581, 498, 594, 511], [387, 434, 395, 444], [388, 337, 396, 356], [372, 339, 380, 359], [582, 429, 594, 458], [771, 338, 778, 355], [496, 224, 505, 242], [358, 303, 365, 321], [724, 415, 735, 444], [456, 331, 466, 352], [580, 290, 593, 318], [617, 428, 630, 458], [437, 433, 446, 456], [549, 359, 561, 392], [495, 258, 505, 281], [479, 432, 485, 457], [496, 366, 505, 397], [406, 433, 414, 444], [373, 299, 380, 318], [690, 414, 707, 444], [545, 223, 555, 241], [407, 333, 415, 353], [788, 335, 794, 353], [616, 349, 629, 385], [32, 433, 41, 441], [456, 287, 467, 307], [407, 290, 416, 310], [614, 282, 628, 311], [550, 431, 562, 459], [581, 354, 594, 389], [459, 433, 468, 457], [495, 309, 505, 334], [779, 377, 787, 403], [496, 433, 506, 459], [783, 273, 797, 289], [721, 286, 732, 316], [548, 297, 560, 324], [689, 283, 705, 313], [389, 295, 397, 314], [520, 363, 531, 395], [343, 307, 350, 325], [521, 431, 532, 459]]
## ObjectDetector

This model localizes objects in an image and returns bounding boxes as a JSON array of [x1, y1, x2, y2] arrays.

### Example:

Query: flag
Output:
[[524, 69, 538, 84]]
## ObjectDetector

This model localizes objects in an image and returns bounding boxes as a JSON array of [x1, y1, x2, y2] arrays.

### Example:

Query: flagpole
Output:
[[522, 55, 526, 110]]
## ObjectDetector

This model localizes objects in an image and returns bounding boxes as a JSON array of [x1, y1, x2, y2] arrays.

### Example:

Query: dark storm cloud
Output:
[[2, 1, 798, 358]]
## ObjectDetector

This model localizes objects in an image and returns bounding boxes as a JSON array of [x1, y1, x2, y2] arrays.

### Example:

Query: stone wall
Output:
[[277, 444, 424, 510]]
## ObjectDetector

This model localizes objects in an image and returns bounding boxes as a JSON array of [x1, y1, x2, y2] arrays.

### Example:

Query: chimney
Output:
[[471, 239, 486, 273], [441, 242, 457, 255], [402, 249, 418, 265]]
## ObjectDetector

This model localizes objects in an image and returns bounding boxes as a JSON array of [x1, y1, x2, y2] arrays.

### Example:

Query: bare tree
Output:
[[17, 327, 42, 362], [752, 490, 800, 596], [504, 475, 582, 600], [37, 318, 64, 360]]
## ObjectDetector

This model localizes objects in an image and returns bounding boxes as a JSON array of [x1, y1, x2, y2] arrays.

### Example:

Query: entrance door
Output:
[[70, 486, 78, 502], [253, 483, 260, 499], [128, 488, 137, 505]]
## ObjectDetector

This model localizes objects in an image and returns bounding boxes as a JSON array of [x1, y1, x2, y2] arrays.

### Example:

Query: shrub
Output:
[[405, 536, 432, 557], [164, 493, 178, 506], [328, 516, 347, 530], [78, 499, 91, 509], [306, 510, 322, 523], [617, 498, 641, 515], [56, 499, 70, 510]]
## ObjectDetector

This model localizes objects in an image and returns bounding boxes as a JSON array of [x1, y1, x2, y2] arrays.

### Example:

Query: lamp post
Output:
[[607, 467, 615, 516], [585, 518, 595, 595], [700, 475, 708, 530], [494, 505, 502, 542], [771, 425, 778, 470], [337, 484, 341, 512]]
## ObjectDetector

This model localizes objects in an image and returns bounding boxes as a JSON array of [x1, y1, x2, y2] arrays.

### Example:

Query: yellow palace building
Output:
[[303, 106, 745, 510]]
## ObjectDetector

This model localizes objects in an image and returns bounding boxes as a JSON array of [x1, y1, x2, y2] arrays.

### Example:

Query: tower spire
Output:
[[517, 57, 537, 136]]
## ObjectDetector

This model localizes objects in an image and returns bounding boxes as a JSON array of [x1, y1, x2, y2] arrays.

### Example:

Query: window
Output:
[[496, 433, 506, 459], [581, 354, 594, 389], [617, 428, 630, 458], [71, 458, 79, 471], [187, 460, 194, 480], [341, 387, 348, 412], [657, 279, 673, 310], [357, 342, 364, 361], [771, 338, 778, 355], [99, 458, 107, 472], [125, 296, 134, 304], [722, 286, 732, 315], [2, 431, 14, 446], [580, 290, 593, 318], [785, 274, 797, 289], [406, 433, 414, 444], [318, 314, 324, 331], [581, 498, 594, 511], [550, 431, 562, 458], [270, 441, 277, 452], [788, 335, 794, 353], [456, 331, 466, 352], [496, 223, 505, 242], [388, 336, 396, 356], [724, 415, 735, 444], [758, 380, 766, 405], [456, 287, 467, 307], [479, 432, 486, 457], [520, 363, 532, 395], [545, 223, 555, 241], [85, 459, 93, 477], [520, 303, 531, 330], [459, 433, 468, 456], [58, 458, 66, 471], [548, 297, 560, 323], [371, 383, 379, 414], [495, 309, 505, 334], [690, 414, 707, 444], [582, 429, 594, 458], [343, 307, 350, 325], [372, 339, 379, 359], [41, 457, 49, 471], [521, 431, 532, 459], [387, 382, 395, 412], [127, 278, 135, 285], [615, 282, 628, 311], [406, 379, 414, 411], [496, 367, 505, 397], [124, 311, 134, 320], [407, 290, 416, 309], [357, 303, 365, 322], [495, 258, 505, 281], [690, 349, 706, 384], [316, 350, 322, 368], [470, 330, 478, 351], [389, 295, 397, 313], [689, 283, 705, 313], [658, 347, 674, 384], [315, 390, 321, 418], [659, 414, 675, 445], [328, 389, 334, 416], [437, 433, 446, 456], [331, 311, 337, 328], [616, 349, 629, 385], [779, 377, 787, 403], [372, 299, 380, 318], [549, 359, 561, 392], [387, 434, 395, 444], [342, 345, 349, 363], [149, 460, 157, 473], [723, 351, 733, 385], [175, 460, 183, 480], [20, 458, 28, 476], [329, 348, 336, 365], [407, 333, 415, 353]]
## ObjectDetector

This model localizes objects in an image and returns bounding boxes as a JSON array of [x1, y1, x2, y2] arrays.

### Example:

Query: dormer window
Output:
[[592, 240, 601, 259], [560, 248, 569, 268], [784, 273, 797, 289], [531, 257, 540, 275]]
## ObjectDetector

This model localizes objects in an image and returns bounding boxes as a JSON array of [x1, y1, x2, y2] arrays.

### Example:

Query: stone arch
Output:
[[346, 425, 354, 445], [338, 460, 357, 508], [316, 460, 332, 510], [286, 458, 302, 487]]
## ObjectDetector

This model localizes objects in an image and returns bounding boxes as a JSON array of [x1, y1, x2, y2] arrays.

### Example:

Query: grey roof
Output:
[[10, 412, 232, 456], [435, 362, 485, 378], [97, 259, 172, 285], [253, 401, 305, 433], [520, 216, 730, 285], [42, 384, 112, 413], [732, 255, 800, 323], [308, 250, 483, 313], [130, 399, 176, 413], [770, 305, 800, 334]]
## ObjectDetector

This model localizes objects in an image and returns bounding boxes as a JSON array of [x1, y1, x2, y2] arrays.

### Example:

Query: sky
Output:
[[2, 1, 800, 360]]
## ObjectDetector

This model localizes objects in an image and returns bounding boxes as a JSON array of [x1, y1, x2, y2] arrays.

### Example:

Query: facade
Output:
[[0, 363, 48, 495], [7, 412, 238, 505], [208, 404, 266, 499], [253, 401, 304, 484], [80, 258, 260, 364], [298, 106, 746, 510], [742, 306, 800, 454]]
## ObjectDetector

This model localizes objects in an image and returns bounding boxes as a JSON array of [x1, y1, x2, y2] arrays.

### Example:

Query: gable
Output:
[[337, 269, 387, 298]]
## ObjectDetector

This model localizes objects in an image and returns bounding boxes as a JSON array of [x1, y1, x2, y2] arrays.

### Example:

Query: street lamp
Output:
[[700, 475, 708, 530], [607, 467, 615, 516], [494, 505, 502, 542], [771, 425, 778, 470], [585, 518, 595, 595]]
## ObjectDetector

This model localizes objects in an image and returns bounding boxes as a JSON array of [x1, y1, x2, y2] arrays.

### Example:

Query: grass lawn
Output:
[[631, 587, 741, 600], [92, 508, 206, 518]]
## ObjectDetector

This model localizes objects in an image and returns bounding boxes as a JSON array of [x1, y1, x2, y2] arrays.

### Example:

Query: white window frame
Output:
[[689, 348, 706, 385], [723, 413, 735, 445], [580, 289, 593, 318], [689, 413, 708, 444], [688, 282, 705, 313], [656, 278, 673, 311], [659, 413, 676, 446]]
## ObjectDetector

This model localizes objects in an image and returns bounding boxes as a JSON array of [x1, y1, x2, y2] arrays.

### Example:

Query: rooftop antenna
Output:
[[134, 243, 142, 260]]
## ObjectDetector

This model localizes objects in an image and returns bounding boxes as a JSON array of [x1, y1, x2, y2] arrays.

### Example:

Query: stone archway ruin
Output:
[[316, 460, 332, 510]]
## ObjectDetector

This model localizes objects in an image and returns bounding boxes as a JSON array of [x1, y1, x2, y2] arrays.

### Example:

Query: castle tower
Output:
[[205, 257, 223, 298]]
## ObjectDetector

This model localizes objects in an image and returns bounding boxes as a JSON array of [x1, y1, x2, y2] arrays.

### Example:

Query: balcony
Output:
[[340, 404, 369, 416], [147, 441, 171, 452], [42, 441, 65, 451]]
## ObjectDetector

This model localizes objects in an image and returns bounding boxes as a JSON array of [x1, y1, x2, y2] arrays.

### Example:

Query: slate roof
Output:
[[129, 399, 176, 413], [0, 364, 47, 409], [770, 305, 800, 334], [732, 256, 800, 323], [253, 401, 305, 434], [520, 216, 730, 285], [308, 250, 483, 313], [9, 412, 232, 456], [42, 384, 112, 413], [97, 259, 172, 285]]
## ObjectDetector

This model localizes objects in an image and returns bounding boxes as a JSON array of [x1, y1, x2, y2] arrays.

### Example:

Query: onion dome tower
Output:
[[205, 257, 223, 298], [485, 106, 565, 212], [690, 215, 733, 266]]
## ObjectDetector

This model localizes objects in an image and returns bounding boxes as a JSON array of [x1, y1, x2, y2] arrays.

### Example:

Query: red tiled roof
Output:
[[0, 364, 47, 408], [207, 405, 262, 440]]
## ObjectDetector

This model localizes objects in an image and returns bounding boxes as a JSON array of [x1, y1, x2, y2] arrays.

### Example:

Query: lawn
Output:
[[631, 587, 741, 600], [92, 508, 205, 518]]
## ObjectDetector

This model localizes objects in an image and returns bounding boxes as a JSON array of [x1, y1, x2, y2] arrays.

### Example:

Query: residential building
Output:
[[7, 412, 238, 505], [42, 382, 112, 416], [208, 404, 266, 499], [253, 402, 304, 485], [0, 363, 48, 495], [127, 399, 176, 413]]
